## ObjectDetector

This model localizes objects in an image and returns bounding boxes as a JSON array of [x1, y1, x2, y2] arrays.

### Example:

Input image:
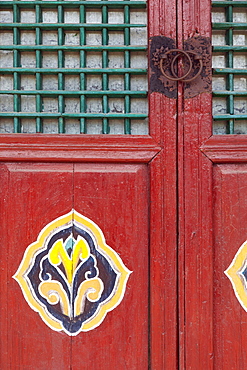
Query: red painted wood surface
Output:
[[5, 0, 246, 367], [0, 161, 151, 368], [0, 139, 177, 368], [176, 1, 247, 367], [202, 135, 247, 163], [0, 163, 73, 368], [177, 0, 213, 368], [149, 0, 178, 367], [0, 135, 161, 163], [213, 164, 247, 369], [72, 164, 149, 368]]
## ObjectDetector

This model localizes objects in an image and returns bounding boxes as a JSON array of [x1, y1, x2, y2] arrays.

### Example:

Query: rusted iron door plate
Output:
[[149, 36, 177, 99], [149, 35, 211, 99]]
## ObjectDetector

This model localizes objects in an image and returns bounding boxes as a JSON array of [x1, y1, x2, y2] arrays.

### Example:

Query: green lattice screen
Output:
[[212, 1, 247, 134], [0, 0, 148, 134]]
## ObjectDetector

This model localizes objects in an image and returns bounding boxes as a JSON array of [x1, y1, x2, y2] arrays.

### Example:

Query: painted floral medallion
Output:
[[225, 239, 247, 312], [14, 210, 131, 336]]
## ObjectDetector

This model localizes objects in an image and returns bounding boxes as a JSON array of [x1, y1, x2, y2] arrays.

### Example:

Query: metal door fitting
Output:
[[149, 35, 212, 99]]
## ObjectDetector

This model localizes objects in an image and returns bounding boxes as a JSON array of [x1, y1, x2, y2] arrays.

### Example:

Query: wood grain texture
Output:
[[178, 0, 213, 368], [0, 133, 176, 368], [0, 163, 73, 369], [149, 0, 177, 143], [72, 163, 149, 369], [0, 165, 9, 367], [0, 161, 155, 368], [213, 165, 247, 369], [202, 135, 247, 163], [149, 0, 178, 368], [180, 95, 213, 369], [0, 0, 179, 367], [150, 152, 177, 370], [0, 135, 160, 163]]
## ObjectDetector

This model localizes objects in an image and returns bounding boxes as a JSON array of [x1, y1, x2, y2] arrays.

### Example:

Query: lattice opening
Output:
[[0, 0, 148, 134], [212, 0, 247, 134]]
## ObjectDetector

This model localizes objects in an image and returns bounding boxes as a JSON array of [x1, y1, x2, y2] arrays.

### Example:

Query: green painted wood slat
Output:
[[0, 0, 148, 134], [212, 0, 247, 133]]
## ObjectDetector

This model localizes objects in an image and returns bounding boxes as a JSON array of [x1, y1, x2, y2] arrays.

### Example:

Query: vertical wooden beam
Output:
[[177, 0, 214, 368], [148, 0, 178, 368]]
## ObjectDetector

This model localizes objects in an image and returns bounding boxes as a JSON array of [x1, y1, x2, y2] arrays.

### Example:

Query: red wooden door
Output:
[[176, 1, 247, 369], [0, 0, 178, 367], [3, 0, 246, 368]]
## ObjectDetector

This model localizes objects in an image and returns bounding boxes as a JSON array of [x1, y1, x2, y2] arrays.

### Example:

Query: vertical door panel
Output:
[[213, 164, 247, 368], [72, 163, 149, 369], [0, 163, 73, 369], [178, 0, 213, 367], [148, 0, 178, 365], [0, 0, 180, 367]]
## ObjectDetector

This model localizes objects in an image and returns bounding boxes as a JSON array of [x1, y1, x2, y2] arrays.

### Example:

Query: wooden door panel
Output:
[[0, 162, 150, 368], [72, 163, 149, 369], [0, 163, 73, 369], [178, 0, 213, 367], [213, 164, 247, 369]]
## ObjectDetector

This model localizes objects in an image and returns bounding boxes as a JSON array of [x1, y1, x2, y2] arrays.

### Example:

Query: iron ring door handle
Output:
[[171, 51, 203, 82], [159, 49, 192, 81], [159, 49, 203, 82]]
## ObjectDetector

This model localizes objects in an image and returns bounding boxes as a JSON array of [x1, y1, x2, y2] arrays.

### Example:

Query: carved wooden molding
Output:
[[0, 134, 161, 163], [201, 135, 247, 163]]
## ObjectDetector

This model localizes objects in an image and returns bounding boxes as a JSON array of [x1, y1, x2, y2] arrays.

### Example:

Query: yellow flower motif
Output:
[[48, 237, 90, 285]]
